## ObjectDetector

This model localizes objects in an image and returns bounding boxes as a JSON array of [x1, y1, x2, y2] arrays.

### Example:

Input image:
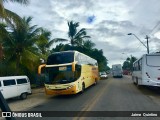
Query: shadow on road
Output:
[[133, 84, 160, 96]]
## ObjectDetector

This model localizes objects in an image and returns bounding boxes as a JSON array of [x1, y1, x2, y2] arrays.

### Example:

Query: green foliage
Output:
[[36, 28, 55, 62], [122, 56, 137, 71], [1, 16, 40, 75], [0, 16, 55, 85], [0, 0, 29, 28], [52, 43, 109, 71], [54, 21, 90, 47]]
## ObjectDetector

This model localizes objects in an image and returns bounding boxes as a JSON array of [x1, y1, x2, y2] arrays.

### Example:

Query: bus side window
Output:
[[75, 53, 79, 62], [76, 53, 81, 65]]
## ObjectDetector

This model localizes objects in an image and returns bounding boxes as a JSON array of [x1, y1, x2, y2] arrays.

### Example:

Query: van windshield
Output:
[[146, 55, 160, 67]]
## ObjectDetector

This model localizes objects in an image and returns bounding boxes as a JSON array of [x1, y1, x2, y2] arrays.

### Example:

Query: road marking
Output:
[[72, 79, 112, 120]]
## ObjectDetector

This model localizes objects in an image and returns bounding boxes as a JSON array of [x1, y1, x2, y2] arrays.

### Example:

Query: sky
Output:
[[4, 0, 160, 67]]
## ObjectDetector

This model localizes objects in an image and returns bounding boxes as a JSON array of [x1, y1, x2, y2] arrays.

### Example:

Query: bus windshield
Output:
[[45, 66, 78, 84], [146, 55, 160, 67], [47, 52, 74, 65]]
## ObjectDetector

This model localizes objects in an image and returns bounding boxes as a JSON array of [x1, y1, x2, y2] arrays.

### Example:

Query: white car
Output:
[[100, 72, 108, 79]]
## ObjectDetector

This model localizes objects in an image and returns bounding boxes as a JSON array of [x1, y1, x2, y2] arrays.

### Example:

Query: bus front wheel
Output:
[[94, 79, 98, 85]]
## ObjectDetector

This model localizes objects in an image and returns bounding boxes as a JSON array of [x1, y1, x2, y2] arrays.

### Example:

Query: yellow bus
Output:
[[38, 50, 99, 95]]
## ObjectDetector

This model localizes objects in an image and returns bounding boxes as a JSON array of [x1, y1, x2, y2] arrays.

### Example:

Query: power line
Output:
[[149, 21, 160, 35]]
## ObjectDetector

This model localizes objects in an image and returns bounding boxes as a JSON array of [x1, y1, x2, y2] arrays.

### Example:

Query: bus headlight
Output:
[[46, 86, 51, 89], [66, 85, 75, 89]]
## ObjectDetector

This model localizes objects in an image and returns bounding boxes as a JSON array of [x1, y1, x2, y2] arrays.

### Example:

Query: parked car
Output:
[[99, 72, 108, 79], [123, 70, 129, 75], [0, 76, 32, 100]]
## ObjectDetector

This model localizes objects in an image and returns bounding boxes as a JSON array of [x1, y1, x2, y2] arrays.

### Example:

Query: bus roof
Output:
[[133, 52, 160, 64], [49, 50, 96, 61], [52, 50, 77, 54], [0, 76, 28, 80]]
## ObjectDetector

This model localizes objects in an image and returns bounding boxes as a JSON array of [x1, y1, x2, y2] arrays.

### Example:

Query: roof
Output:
[[0, 76, 28, 80]]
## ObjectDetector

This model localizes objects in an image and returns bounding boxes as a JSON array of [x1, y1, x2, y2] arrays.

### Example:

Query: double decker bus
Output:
[[38, 51, 99, 95]]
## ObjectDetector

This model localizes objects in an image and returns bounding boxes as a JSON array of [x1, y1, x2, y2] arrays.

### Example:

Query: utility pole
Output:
[[128, 33, 150, 54], [145, 35, 149, 54]]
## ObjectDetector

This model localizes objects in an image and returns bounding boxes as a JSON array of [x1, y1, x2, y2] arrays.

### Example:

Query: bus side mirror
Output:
[[38, 64, 46, 74], [72, 62, 75, 72]]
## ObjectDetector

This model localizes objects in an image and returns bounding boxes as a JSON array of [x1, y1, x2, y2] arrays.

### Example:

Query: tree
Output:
[[0, 0, 29, 61], [54, 21, 90, 47], [122, 55, 137, 71], [83, 40, 95, 50], [0, 0, 29, 21], [36, 28, 56, 62], [1, 16, 41, 75]]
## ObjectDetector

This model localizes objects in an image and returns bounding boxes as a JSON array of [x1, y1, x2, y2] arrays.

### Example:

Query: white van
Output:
[[0, 76, 32, 100]]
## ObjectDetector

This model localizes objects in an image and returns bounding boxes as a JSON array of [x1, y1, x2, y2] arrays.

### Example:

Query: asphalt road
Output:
[[15, 75, 160, 120]]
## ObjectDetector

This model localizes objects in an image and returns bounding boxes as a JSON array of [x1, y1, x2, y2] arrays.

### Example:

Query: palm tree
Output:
[[2, 16, 41, 75], [0, 0, 29, 61], [0, 22, 7, 60], [0, 0, 29, 20], [36, 28, 56, 62], [54, 21, 90, 47]]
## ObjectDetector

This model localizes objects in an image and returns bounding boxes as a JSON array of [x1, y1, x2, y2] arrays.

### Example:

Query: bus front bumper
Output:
[[45, 85, 77, 95]]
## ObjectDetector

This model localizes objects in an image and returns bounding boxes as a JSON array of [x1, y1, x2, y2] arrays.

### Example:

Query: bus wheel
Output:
[[94, 79, 98, 85], [136, 79, 141, 89], [20, 93, 27, 100], [81, 83, 85, 93], [137, 84, 142, 89]]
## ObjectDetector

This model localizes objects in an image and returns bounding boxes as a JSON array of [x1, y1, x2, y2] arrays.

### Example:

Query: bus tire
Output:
[[94, 79, 98, 85], [81, 83, 85, 93], [136, 78, 141, 89], [20, 93, 27, 100]]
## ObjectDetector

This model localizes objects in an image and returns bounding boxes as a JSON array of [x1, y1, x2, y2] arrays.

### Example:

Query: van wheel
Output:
[[20, 93, 27, 100], [81, 83, 85, 93]]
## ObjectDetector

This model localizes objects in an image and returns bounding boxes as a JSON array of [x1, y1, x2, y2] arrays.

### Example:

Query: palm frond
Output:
[[23, 16, 32, 24], [29, 25, 39, 32], [53, 38, 68, 43], [45, 39, 55, 48], [0, 22, 8, 39], [80, 35, 91, 39], [3, 8, 23, 27]]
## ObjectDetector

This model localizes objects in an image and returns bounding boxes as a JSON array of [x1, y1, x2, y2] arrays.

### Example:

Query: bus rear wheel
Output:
[[136, 78, 142, 89], [81, 83, 85, 93]]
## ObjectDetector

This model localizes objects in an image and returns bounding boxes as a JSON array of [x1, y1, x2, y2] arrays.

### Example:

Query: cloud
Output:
[[4, 0, 160, 67]]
